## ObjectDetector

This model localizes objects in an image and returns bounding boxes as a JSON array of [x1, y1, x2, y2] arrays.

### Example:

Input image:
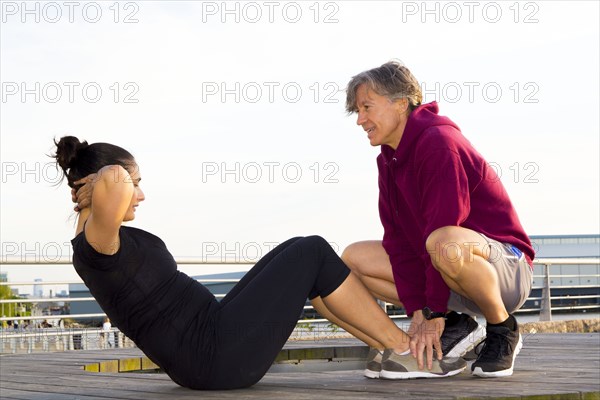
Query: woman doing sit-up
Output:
[[53, 136, 464, 390]]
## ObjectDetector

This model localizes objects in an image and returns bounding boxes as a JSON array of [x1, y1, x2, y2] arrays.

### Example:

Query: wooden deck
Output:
[[1, 333, 599, 399]]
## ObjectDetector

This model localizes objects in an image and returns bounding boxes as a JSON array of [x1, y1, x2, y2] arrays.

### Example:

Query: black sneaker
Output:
[[471, 318, 522, 378], [441, 312, 486, 358]]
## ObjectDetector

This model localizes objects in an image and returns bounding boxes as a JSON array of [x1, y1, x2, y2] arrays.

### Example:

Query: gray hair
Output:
[[345, 61, 422, 114]]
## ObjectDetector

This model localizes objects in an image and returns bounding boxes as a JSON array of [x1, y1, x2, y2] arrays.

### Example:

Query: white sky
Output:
[[1, 0, 599, 293]]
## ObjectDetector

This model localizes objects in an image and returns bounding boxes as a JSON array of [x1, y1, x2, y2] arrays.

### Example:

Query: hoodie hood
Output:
[[381, 101, 460, 165]]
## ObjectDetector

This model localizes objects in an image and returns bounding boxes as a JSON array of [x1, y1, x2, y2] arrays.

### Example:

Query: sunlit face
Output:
[[123, 164, 145, 222], [355, 84, 409, 150]]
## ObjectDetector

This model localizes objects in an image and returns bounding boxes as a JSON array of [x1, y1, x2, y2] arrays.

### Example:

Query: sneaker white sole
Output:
[[445, 324, 487, 358], [380, 366, 465, 380], [472, 333, 523, 378], [364, 369, 380, 379]]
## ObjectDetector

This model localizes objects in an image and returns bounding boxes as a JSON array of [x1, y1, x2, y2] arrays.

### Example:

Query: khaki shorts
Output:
[[447, 234, 533, 316]]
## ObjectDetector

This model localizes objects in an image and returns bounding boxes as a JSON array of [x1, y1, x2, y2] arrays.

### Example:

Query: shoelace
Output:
[[475, 331, 514, 360], [473, 339, 485, 356]]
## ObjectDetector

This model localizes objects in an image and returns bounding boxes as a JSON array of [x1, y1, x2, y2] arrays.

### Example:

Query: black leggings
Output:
[[206, 235, 350, 389]]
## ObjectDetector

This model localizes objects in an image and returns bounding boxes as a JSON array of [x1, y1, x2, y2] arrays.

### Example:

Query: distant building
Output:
[[33, 278, 44, 298], [527, 234, 600, 312], [531, 234, 599, 257], [68, 283, 103, 323], [530, 234, 600, 286]]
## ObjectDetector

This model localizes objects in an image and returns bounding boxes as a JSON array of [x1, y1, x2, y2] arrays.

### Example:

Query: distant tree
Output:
[[0, 284, 21, 318], [0, 284, 13, 299]]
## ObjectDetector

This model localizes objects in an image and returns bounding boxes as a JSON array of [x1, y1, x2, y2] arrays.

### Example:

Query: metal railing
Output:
[[1, 258, 598, 322], [527, 258, 600, 321], [1, 257, 598, 353], [0, 327, 136, 353]]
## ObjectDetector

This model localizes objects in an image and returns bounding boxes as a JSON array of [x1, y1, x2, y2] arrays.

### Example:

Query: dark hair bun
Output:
[[52, 136, 134, 190], [54, 136, 89, 170]]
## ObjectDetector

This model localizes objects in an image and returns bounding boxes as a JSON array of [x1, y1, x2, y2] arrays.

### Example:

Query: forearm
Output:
[[92, 165, 134, 226], [73, 165, 134, 241]]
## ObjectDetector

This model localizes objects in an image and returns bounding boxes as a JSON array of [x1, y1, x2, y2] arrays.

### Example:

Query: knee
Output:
[[295, 235, 333, 261], [341, 242, 366, 276], [426, 227, 467, 279], [302, 235, 329, 249]]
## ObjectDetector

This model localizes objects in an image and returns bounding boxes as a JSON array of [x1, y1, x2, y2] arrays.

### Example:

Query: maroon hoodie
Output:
[[377, 102, 534, 316]]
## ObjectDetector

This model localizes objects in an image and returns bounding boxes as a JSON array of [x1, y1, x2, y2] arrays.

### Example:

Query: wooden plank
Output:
[[0, 388, 107, 400], [83, 363, 100, 372], [140, 357, 160, 371], [0, 379, 445, 400], [99, 359, 119, 373], [119, 357, 142, 372], [0, 333, 598, 400]]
